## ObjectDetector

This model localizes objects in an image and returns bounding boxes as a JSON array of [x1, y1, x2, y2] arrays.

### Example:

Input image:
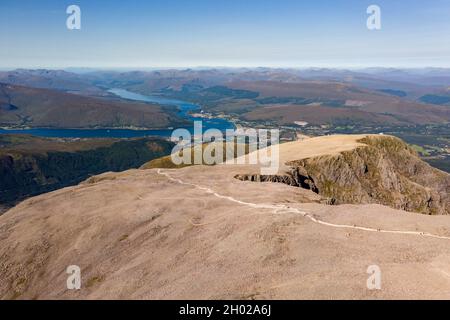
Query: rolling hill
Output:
[[0, 83, 188, 129], [225, 80, 450, 125]]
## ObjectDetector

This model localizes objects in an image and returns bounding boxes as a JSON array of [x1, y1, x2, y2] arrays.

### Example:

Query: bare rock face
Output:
[[236, 136, 450, 215]]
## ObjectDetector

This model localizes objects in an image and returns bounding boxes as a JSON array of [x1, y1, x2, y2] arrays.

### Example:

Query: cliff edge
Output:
[[236, 135, 450, 215]]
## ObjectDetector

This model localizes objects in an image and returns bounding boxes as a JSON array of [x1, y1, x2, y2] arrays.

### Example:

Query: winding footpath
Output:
[[157, 169, 450, 241]]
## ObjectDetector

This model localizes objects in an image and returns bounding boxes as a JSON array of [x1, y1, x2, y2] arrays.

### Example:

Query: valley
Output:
[[1, 68, 449, 173], [0, 135, 174, 212], [0, 83, 188, 130]]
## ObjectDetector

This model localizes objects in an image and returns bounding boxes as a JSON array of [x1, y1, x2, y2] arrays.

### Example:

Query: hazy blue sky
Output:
[[1, 0, 449, 69]]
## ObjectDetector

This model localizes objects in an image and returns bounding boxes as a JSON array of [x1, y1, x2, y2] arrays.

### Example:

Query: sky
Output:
[[1, 0, 450, 69]]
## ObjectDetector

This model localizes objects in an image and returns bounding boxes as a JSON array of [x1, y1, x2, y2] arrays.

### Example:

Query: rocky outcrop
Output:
[[236, 135, 450, 215]]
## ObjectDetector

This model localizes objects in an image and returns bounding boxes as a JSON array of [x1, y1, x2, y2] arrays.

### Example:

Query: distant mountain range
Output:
[[0, 68, 449, 129], [0, 69, 101, 94]]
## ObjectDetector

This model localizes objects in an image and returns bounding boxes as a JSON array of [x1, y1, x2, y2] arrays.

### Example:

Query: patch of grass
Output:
[[141, 142, 250, 169], [410, 144, 430, 156]]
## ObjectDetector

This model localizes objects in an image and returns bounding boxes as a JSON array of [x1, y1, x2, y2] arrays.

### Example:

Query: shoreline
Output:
[[0, 125, 176, 131]]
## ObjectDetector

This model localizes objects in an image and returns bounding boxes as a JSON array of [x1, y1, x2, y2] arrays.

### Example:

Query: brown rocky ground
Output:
[[236, 135, 450, 215], [0, 135, 449, 299]]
